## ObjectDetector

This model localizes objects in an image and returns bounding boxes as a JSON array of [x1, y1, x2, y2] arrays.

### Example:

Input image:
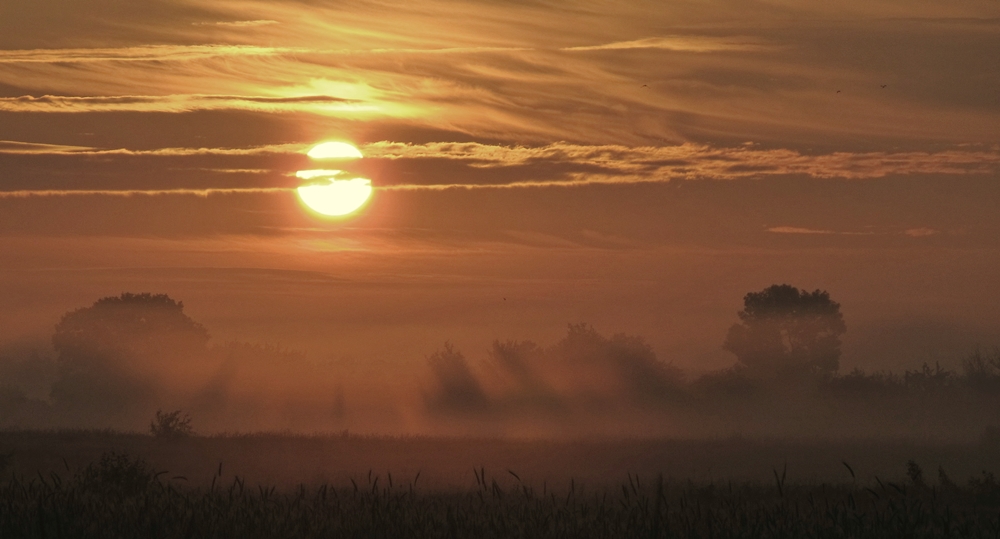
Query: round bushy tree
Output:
[[51, 293, 209, 411], [724, 284, 846, 377]]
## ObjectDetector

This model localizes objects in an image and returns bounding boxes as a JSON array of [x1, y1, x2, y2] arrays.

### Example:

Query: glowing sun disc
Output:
[[297, 178, 372, 217], [307, 141, 363, 160]]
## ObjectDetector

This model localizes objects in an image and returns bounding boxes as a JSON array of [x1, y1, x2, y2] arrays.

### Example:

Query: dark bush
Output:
[[150, 409, 194, 438]]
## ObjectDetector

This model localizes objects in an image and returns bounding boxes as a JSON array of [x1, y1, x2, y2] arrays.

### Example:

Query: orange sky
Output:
[[1, 0, 999, 379]]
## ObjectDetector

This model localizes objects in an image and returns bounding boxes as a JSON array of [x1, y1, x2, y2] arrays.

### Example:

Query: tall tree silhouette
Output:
[[724, 284, 846, 376], [50, 293, 209, 411]]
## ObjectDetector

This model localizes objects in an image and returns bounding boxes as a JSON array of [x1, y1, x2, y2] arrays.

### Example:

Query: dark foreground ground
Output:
[[4, 431, 1000, 537], [4, 430, 1000, 488]]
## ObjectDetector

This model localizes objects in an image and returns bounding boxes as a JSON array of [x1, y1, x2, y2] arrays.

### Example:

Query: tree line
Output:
[[3, 286, 999, 428]]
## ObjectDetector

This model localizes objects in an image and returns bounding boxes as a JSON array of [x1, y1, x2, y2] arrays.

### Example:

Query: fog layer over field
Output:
[[1, 291, 998, 440]]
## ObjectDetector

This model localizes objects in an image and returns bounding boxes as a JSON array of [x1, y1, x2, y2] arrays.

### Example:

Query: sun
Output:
[[296, 142, 371, 217], [296, 170, 372, 217], [307, 141, 363, 160]]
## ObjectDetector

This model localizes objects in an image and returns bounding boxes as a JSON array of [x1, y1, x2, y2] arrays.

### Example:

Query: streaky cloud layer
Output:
[[0, 95, 375, 114], [0, 45, 302, 63], [364, 142, 1000, 180], [0, 187, 291, 198], [2, 1, 996, 146], [562, 36, 771, 53], [0, 140, 306, 155]]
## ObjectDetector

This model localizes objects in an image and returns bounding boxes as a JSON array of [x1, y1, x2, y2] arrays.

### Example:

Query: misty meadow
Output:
[[2, 288, 999, 439], [3, 0, 999, 535], [3, 289, 1000, 536]]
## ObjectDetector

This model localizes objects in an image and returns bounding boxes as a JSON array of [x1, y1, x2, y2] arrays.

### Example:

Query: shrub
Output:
[[906, 460, 925, 487], [76, 452, 156, 496], [150, 409, 193, 438]]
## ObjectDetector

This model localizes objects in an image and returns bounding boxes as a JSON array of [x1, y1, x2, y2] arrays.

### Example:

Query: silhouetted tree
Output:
[[962, 346, 1000, 392], [489, 340, 544, 386], [50, 293, 209, 411], [724, 284, 845, 377], [550, 324, 684, 403], [149, 409, 194, 438], [480, 326, 684, 411], [903, 362, 953, 394], [425, 343, 489, 413]]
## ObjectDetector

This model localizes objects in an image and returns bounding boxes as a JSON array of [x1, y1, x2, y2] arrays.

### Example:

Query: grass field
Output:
[[4, 431, 1000, 537]]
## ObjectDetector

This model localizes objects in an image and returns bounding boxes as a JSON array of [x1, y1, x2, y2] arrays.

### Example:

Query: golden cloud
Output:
[[0, 94, 374, 114], [365, 142, 1000, 182], [562, 36, 770, 53], [0, 188, 291, 199]]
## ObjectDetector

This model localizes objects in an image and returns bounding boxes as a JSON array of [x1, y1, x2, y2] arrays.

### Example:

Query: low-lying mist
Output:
[[1, 291, 999, 441]]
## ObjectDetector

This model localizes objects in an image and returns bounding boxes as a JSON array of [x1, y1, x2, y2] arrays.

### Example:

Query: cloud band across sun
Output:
[[1, 140, 998, 200]]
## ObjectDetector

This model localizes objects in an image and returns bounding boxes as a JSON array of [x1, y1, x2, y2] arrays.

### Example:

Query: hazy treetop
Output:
[[737, 285, 845, 326], [53, 293, 210, 358], [725, 284, 846, 376]]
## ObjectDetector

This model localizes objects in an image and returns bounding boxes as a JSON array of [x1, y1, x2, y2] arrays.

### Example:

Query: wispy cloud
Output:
[[0, 140, 96, 154], [0, 174, 672, 197], [766, 226, 838, 235], [768, 226, 944, 237], [0, 140, 305, 156], [0, 183, 577, 198], [0, 94, 372, 114], [3, 139, 997, 194], [562, 36, 769, 53], [0, 45, 300, 64], [365, 142, 1000, 181], [0, 44, 527, 65], [191, 20, 280, 28], [1, 0, 996, 149], [179, 168, 273, 175], [378, 175, 650, 191], [0, 188, 291, 199], [905, 228, 939, 238]]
